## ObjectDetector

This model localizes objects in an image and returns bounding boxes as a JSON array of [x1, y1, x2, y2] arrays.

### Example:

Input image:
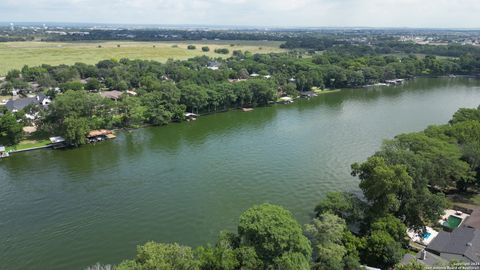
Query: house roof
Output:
[[465, 208, 480, 229], [400, 250, 447, 267], [0, 146, 5, 152], [427, 226, 480, 262], [88, 129, 112, 138], [100, 90, 123, 100], [5, 97, 38, 111]]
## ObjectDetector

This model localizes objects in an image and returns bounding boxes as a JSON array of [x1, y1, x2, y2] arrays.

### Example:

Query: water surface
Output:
[[1, 78, 480, 269]]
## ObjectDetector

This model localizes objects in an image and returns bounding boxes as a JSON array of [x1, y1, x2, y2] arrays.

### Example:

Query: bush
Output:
[[214, 48, 229, 54], [187, 45, 196, 50], [201, 46, 210, 52]]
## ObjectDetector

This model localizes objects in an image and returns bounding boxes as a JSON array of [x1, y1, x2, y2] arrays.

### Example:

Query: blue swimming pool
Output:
[[421, 232, 432, 239]]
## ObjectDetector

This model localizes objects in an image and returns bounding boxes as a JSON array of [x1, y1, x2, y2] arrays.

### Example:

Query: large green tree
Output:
[[117, 242, 199, 270], [0, 112, 23, 145], [237, 203, 312, 269]]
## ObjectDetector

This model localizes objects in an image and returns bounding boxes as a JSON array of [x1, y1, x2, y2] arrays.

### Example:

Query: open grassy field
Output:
[[0, 40, 285, 75]]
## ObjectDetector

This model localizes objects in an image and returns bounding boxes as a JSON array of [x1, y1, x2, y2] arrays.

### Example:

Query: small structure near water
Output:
[[0, 146, 9, 159], [385, 79, 405, 85], [87, 129, 116, 143], [279, 96, 294, 104], [184, 113, 198, 121], [49, 136, 67, 149], [242, 108, 254, 112]]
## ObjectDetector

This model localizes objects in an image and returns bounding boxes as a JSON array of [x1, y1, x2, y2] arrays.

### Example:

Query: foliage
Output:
[[116, 242, 199, 270], [237, 203, 312, 267], [305, 213, 362, 270], [0, 112, 23, 145], [363, 230, 404, 269]]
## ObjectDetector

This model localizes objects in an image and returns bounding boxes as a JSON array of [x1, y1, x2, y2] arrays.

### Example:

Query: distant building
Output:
[[207, 61, 221, 70]]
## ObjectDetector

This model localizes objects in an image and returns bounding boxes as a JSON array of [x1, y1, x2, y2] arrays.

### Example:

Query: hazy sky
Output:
[[1, 0, 479, 28]]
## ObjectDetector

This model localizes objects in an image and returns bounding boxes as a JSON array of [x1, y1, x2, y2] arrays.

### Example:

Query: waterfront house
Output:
[[5, 94, 51, 112], [425, 226, 480, 263], [400, 249, 448, 267], [464, 208, 480, 229]]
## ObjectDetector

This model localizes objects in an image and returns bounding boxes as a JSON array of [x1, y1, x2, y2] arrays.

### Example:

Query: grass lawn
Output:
[[6, 139, 51, 152], [0, 40, 285, 75]]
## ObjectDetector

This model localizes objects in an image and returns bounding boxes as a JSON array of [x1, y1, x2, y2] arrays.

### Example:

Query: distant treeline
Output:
[[0, 36, 34, 42], [42, 29, 286, 42], [281, 36, 480, 58]]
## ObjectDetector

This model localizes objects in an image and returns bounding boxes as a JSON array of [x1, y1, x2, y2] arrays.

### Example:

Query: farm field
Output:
[[0, 40, 285, 75]]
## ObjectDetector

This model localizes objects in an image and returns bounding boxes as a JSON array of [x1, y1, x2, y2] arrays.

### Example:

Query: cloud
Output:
[[0, 0, 479, 28]]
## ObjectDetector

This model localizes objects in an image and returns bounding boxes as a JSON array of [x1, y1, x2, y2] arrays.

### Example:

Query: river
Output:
[[1, 78, 480, 269]]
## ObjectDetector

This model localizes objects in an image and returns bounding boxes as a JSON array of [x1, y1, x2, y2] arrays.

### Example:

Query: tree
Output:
[[201, 46, 210, 52], [85, 78, 102, 91], [377, 133, 473, 190], [395, 261, 428, 270], [352, 156, 413, 218], [364, 230, 404, 269], [370, 215, 407, 246], [214, 48, 229, 54], [305, 213, 362, 270], [187, 45, 196, 50], [237, 203, 312, 267], [0, 112, 23, 145], [62, 116, 89, 146], [116, 242, 199, 270], [196, 232, 239, 270], [314, 192, 365, 224]]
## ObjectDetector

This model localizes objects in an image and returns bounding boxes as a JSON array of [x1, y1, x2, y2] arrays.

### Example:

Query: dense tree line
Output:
[[282, 36, 480, 59], [41, 29, 286, 42]]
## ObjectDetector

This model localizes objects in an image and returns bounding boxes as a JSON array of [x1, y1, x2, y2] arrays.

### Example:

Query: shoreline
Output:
[[2, 76, 476, 158]]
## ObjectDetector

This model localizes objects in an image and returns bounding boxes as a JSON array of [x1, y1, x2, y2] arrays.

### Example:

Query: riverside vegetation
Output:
[[1, 44, 480, 147], [81, 105, 480, 270]]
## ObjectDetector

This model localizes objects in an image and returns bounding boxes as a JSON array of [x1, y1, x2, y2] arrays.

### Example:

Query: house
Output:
[[126, 90, 138, 96], [100, 90, 123, 100], [250, 73, 260, 77], [464, 208, 480, 229], [207, 61, 221, 70], [400, 249, 448, 267], [5, 94, 51, 112], [425, 226, 480, 263]]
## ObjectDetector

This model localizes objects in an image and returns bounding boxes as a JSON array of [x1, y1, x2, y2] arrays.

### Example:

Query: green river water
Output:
[[1, 78, 480, 269]]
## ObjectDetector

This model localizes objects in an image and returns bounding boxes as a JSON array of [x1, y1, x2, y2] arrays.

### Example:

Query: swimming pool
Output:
[[421, 232, 432, 239], [443, 215, 463, 230]]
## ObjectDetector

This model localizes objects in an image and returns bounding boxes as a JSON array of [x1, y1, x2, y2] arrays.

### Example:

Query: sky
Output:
[[1, 0, 480, 28]]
